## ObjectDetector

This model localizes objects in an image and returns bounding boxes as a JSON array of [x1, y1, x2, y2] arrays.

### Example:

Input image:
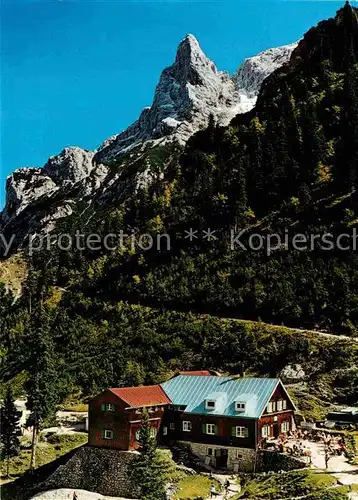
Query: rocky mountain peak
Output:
[[173, 34, 217, 85], [96, 38, 296, 163], [1, 146, 97, 227], [44, 146, 95, 184]]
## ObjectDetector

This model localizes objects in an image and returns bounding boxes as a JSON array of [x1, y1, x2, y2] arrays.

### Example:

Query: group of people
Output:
[[260, 427, 348, 468]]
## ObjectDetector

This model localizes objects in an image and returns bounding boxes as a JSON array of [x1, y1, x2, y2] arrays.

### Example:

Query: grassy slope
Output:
[[235, 470, 338, 499], [173, 475, 221, 500], [0, 433, 88, 480], [0, 254, 28, 296]]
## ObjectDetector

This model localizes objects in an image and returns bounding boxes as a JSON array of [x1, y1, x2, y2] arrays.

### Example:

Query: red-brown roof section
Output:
[[109, 385, 171, 408], [177, 370, 212, 376]]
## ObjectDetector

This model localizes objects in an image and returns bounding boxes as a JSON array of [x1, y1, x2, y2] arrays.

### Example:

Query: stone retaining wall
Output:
[[257, 450, 307, 472], [39, 446, 141, 499]]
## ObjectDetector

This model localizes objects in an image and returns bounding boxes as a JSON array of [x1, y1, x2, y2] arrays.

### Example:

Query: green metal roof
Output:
[[161, 376, 280, 419]]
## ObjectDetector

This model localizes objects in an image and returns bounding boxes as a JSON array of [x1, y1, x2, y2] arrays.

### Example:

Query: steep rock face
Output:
[[44, 147, 95, 184], [1, 147, 96, 226], [235, 43, 298, 97], [2, 168, 58, 224]]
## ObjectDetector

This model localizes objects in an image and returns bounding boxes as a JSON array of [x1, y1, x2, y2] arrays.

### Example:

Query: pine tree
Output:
[[25, 308, 59, 472], [130, 409, 166, 500], [0, 387, 21, 478]]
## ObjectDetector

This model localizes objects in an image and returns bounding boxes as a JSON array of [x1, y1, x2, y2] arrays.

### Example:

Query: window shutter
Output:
[[232, 426, 236, 437], [202, 424, 206, 434], [215, 424, 218, 435], [101, 404, 106, 411], [100, 429, 104, 439], [244, 428, 249, 438]]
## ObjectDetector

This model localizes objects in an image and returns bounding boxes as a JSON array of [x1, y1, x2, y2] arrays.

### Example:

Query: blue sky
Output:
[[1, 1, 341, 207]]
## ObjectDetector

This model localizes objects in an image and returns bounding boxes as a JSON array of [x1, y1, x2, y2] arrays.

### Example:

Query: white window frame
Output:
[[282, 399, 287, 410], [207, 447, 213, 456], [135, 430, 141, 441], [150, 427, 157, 438], [206, 400, 216, 411], [276, 400, 283, 411], [261, 424, 270, 438], [162, 426, 168, 436], [267, 401, 276, 413], [235, 401, 246, 412], [235, 426, 248, 438], [183, 421, 192, 432], [235, 451, 243, 459], [206, 423, 216, 435], [104, 429, 114, 440], [281, 421, 290, 433], [170, 422, 175, 430]]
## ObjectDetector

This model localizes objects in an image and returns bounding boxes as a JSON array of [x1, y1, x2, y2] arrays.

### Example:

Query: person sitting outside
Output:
[[210, 484, 218, 497]]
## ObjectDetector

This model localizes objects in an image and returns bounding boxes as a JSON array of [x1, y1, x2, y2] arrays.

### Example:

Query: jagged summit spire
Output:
[[176, 34, 202, 56], [173, 33, 217, 84]]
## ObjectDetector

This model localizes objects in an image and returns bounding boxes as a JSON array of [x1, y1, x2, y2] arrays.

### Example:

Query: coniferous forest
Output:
[[1, 4, 358, 414]]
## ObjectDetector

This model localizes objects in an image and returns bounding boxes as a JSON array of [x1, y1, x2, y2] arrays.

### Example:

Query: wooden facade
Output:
[[161, 409, 257, 449], [258, 383, 296, 442], [88, 389, 169, 450]]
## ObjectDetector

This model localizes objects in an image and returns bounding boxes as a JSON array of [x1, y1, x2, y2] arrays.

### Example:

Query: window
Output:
[[282, 400, 287, 410], [235, 451, 243, 459], [206, 423, 216, 435], [281, 421, 290, 433], [267, 401, 276, 413], [175, 405, 186, 411], [235, 426, 248, 438], [183, 421, 192, 432], [162, 426, 168, 436], [261, 424, 270, 438], [170, 423, 175, 430], [135, 430, 140, 441], [207, 448, 213, 456], [103, 429, 114, 440], [101, 403, 116, 411], [206, 400, 216, 410], [235, 401, 246, 412], [277, 400, 283, 411], [135, 408, 142, 415], [150, 427, 157, 438]]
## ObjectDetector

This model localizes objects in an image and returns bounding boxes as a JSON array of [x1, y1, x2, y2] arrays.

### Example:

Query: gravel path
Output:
[[305, 440, 358, 485]]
